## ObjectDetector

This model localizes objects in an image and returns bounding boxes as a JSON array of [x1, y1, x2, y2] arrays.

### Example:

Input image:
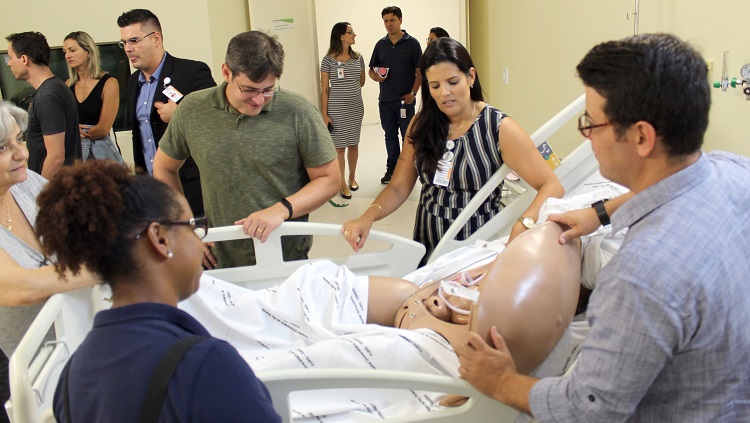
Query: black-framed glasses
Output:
[[135, 217, 209, 240], [233, 77, 278, 99], [577, 114, 611, 138], [118, 32, 155, 49]]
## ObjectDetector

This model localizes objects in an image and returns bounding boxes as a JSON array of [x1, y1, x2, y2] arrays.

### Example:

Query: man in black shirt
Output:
[[368, 6, 422, 184], [5, 31, 80, 179]]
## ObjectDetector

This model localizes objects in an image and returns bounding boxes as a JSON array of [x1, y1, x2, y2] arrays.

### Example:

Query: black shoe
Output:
[[380, 168, 394, 184]]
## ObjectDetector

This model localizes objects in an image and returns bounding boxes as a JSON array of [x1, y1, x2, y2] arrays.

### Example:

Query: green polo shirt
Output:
[[160, 82, 336, 268]]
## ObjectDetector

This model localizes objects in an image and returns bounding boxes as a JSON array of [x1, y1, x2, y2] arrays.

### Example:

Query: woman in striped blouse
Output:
[[342, 38, 563, 265]]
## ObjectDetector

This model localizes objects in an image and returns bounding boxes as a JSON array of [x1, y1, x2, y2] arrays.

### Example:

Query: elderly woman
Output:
[[38, 160, 280, 422], [0, 101, 97, 418], [342, 38, 563, 265]]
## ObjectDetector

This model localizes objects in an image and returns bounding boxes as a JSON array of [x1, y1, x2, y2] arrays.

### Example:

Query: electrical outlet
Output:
[[705, 59, 714, 79], [503, 67, 509, 85]]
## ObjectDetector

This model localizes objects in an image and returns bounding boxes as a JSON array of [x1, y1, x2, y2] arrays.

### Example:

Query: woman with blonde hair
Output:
[[320, 22, 365, 199], [63, 31, 124, 162]]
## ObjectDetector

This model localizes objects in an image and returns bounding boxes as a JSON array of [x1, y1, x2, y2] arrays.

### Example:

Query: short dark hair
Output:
[[411, 38, 484, 174], [225, 31, 284, 82], [5, 32, 50, 67], [430, 27, 450, 38], [577, 33, 709, 157], [117, 8, 163, 33], [381, 6, 403, 19], [36, 160, 183, 284]]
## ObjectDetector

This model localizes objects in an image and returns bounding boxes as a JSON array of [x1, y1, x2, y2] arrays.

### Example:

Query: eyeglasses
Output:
[[577, 114, 611, 138], [345, 31, 355, 35], [135, 217, 209, 240], [233, 77, 278, 99], [118, 32, 155, 49]]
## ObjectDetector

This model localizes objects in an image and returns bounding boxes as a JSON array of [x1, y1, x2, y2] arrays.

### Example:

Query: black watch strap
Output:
[[591, 199, 610, 226], [281, 198, 293, 220]]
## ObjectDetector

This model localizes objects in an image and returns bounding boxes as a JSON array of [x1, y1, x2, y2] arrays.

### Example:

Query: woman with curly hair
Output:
[[39, 160, 279, 422]]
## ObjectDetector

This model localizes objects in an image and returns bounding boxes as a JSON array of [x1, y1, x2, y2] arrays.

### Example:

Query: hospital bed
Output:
[[7, 94, 598, 423]]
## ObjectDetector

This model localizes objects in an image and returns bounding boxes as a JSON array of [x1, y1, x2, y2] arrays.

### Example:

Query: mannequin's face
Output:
[[423, 287, 476, 324]]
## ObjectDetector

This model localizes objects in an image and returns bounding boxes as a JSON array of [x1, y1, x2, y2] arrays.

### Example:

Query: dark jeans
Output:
[[379, 99, 416, 170]]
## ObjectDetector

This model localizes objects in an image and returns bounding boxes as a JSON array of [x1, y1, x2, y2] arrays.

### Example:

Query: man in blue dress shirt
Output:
[[458, 33, 750, 422]]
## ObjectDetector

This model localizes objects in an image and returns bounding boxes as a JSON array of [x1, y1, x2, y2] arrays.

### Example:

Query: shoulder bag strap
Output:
[[62, 355, 74, 423], [138, 335, 208, 423]]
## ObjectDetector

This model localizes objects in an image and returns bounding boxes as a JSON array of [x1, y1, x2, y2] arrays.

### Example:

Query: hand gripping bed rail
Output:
[[428, 94, 591, 263], [202, 222, 426, 288], [258, 368, 524, 422]]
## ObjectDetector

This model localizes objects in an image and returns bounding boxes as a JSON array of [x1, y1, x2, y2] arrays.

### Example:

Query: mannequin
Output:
[[367, 222, 581, 375]]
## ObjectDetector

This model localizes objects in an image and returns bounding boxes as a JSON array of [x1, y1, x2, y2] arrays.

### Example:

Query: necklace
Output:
[[447, 102, 477, 136], [2, 195, 10, 231]]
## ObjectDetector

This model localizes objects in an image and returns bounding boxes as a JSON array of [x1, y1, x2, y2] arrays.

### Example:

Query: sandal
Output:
[[349, 181, 359, 191], [340, 189, 352, 199]]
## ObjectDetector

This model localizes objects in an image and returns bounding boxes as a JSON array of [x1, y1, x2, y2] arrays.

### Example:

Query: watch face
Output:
[[521, 217, 535, 229]]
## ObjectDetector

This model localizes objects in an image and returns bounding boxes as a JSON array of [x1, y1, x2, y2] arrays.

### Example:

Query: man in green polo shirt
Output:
[[154, 31, 338, 268]]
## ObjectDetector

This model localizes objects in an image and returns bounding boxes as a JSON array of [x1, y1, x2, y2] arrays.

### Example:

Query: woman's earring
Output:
[[167, 250, 174, 259]]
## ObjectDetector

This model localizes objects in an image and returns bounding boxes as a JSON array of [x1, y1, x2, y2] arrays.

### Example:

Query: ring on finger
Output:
[[256, 228, 264, 234], [344, 230, 349, 236]]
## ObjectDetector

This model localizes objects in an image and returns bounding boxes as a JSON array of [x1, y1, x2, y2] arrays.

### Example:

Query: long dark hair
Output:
[[410, 38, 484, 174], [36, 160, 182, 286], [326, 22, 359, 59]]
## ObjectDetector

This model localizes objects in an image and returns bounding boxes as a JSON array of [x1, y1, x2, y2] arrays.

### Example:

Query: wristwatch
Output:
[[591, 199, 610, 226], [518, 216, 535, 229], [411, 91, 417, 97]]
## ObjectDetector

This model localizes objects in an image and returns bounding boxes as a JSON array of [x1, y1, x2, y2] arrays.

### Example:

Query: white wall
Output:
[[314, 0, 466, 124]]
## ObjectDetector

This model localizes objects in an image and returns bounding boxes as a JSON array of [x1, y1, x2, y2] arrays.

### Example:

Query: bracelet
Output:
[[368, 204, 382, 217], [591, 199, 610, 226], [281, 198, 293, 220]]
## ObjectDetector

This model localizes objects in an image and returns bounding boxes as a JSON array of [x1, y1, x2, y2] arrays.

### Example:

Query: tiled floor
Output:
[[308, 123, 421, 259]]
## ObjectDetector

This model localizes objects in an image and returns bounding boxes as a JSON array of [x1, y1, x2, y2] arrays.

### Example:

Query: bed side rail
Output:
[[258, 368, 523, 423], [203, 222, 425, 288]]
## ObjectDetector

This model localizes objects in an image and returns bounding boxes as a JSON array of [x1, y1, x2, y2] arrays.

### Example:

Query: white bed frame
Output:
[[7, 94, 593, 423]]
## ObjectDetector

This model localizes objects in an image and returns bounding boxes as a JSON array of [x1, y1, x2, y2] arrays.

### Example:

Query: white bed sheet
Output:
[[178, 178, 628, 422]]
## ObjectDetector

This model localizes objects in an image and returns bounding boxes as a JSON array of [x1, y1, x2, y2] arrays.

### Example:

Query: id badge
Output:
[[433, 159, 453, 187], [400, 100, 407, 119], [337, 67, 345, 79], [162, 85, 184, 103], [432, 151, 456, 187]]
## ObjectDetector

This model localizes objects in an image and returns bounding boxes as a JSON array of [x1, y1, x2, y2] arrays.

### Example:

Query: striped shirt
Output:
[[414, 105, 506, 264], [321, 54, 365, 148]]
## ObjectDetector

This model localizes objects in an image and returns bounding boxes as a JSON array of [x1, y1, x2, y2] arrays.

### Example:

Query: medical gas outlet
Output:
[[712, 62, 750, 101]]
